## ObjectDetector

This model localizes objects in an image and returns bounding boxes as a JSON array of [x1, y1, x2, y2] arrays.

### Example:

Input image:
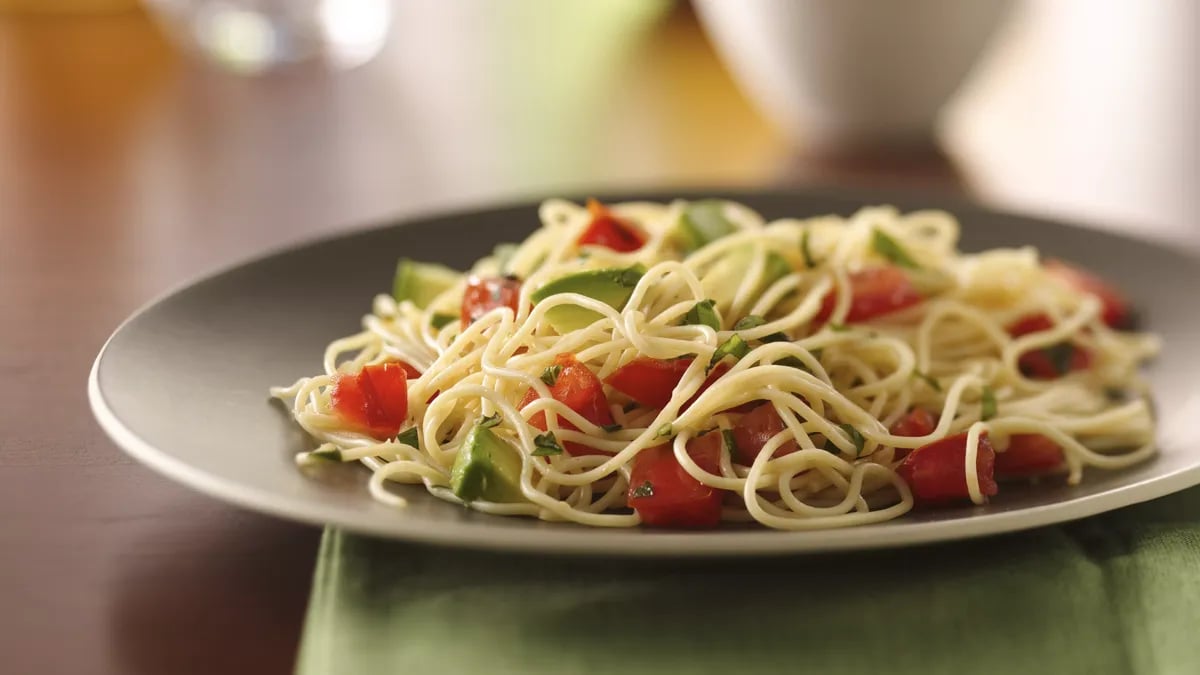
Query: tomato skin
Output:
[[604, 357, 693, 409], [890, 408, 937, 438], [627, 434, 724, 528], [329, 362, 410, 440], [577, 198, 646, 253], [995, 434, 1064, 477], [1044, 258, 1130, 328], [897, 432, 998, 506], [888, 408, 938, 461], [731, 403, 799, 463], [461, 276, 522, 326], [520, 353, 614, 456], [1007, 313, 1093, 379], [815, 266, 922, 324]]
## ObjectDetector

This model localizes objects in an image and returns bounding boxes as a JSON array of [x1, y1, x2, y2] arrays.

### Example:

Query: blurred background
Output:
[[0, 2, 1196, 673]]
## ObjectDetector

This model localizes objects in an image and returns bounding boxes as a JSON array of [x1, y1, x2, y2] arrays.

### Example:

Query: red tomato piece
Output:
[[890, 407, 937, 438], [994, 434, 1064, 477], [897, 432, 998, 506], [815, 266, 922, 324], [731, 403, 799, 463], [577, 198, 646, 253], [1044, 258, 1130, 328], [1007, 313, 1093, 379], [329, 362, 410, 440], [627, 434, 724, 528], [461, 276, 522, 326], [604, 357, 693, 409], [520, 353, 615, 456]]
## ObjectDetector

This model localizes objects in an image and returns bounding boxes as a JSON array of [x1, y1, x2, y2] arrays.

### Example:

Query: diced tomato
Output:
[[731, 403, 799, 463], [604, 356, 693, 409], [627, 434, 724, 528], [461, 276, 522, 326], [329, 362, 410, 440], [815, 266, 922, 324], [577, 198, 646, 253], [1044, 258, 1130, 328], [897, 432, 998, 506], [396, 361, 422, 379], [1007, 313, 1093, 379], [890, 407, 937, 438], [520, 353, 614, 456], [994, 434, 1064, 477]]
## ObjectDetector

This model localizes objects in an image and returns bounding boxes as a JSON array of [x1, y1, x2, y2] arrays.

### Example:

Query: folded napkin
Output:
[[297, 488, 1200, 675]]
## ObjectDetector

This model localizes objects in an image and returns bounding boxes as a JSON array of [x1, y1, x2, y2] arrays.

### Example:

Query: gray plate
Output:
[[89, 188, 1200, 556]]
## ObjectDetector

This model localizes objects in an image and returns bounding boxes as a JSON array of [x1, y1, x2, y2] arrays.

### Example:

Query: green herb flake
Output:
[[683, 299, 721, 331], [479, 413, 502, 429], [824, 424, 865, 456], [913, 370, 943, 393], [709, 334, 751, 369], [430, 313, 457, 330], [630, 480, 655, 499], [395, 428, 419, 448], [776, 356, 809, 371], [829, 323, 850, 333], [1044, 343, 1076, 376], [733, 315, 767, 331], [722, 428, 741, 462], [310, 447, 343, 461], [656, 423, 674, 438], [601, 423, 623, 433], [981, 387, 998, 421], [540, 364, 563, 387], [871, 228, 920, 269], [532, 432, 564, 456], [801, 229, 818, 268], [761, 332, 790, 343]]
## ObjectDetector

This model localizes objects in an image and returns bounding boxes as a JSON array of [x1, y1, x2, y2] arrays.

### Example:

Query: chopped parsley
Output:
[[532, 432, 564, 456], [395, 427, 419, 447], [913, 370, 942, 393], [824, 424, 865, 456], [760, 332, 790, 343], [801, 229, 818, 268], [430, 313, 457, 330], [656, 423, 674, 438], [776, 356, 809, 370], [709, 334, 750, 369], [871, 228, 920, 269], [733, 315, 767, 331], [630, 480, 655, 499], [540, 364, 563, 387], [683, 299, 721, 331], [981, 387, 998, 421], [1043, 343, 1077, 376], [479, 413, 502, 429], [722, 428, 741, 463], [829, 323, 850, 333]]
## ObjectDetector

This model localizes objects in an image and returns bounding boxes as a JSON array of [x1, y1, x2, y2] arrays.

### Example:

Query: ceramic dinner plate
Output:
[[89, 188, 1200, 556]]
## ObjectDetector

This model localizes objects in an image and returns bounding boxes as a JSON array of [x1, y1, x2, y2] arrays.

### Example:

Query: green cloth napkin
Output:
[[296, 488, 1200, 675]]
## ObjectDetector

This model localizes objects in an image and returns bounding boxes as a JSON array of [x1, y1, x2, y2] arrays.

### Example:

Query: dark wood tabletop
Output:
[[0, 4, 1194, 674]]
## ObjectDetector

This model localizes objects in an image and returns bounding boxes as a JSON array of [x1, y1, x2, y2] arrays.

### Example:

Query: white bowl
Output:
[[695, 0, 1010, 150]]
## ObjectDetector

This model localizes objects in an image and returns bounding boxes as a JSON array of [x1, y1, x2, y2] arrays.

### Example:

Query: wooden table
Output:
[[0, 4, 1194, 674]]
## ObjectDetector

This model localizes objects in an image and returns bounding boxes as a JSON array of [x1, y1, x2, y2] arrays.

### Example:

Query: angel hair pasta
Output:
[[271, 198, 1159, 530]]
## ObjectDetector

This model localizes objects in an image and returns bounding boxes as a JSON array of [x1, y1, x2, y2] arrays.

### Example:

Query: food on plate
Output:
[[272, 198, 1159, 529]]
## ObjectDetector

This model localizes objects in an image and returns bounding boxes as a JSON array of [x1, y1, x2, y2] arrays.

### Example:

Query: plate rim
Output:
[[87, 187, 1200, 557]]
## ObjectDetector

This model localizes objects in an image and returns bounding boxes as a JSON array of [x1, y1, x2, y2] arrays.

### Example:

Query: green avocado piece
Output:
[[392, 259, 460, 309], [530, 266, 645, 333], [675, 200, 737, 251], [701, 247, 791, 311], [450, 423, 524, 503]]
